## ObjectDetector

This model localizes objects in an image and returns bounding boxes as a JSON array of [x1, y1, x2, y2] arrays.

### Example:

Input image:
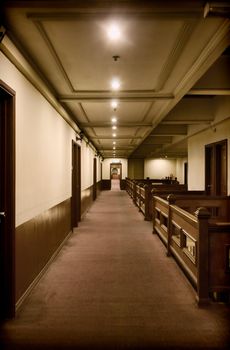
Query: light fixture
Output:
[[107, 23, 121, 40], [111, 100, 118, 110], [112, 133, 116, 137], [112, 125, 117, 130], [113, 141, 116, 145], [111, 117, 117, 123], [111, 78, 120, 90], [113, 146, 116, 150]]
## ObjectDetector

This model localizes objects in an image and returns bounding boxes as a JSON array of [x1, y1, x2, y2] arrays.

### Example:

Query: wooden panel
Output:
[[101, 179, 111, 190], [209, 228, 230, 291], [15, 198, 71, 302], [81, 185, 93, 216]]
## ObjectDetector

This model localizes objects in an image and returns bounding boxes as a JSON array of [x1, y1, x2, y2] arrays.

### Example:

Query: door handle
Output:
[[0, 212, 6, 217]]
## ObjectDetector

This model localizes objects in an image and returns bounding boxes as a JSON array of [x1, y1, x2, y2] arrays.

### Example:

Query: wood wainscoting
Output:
[[15, 198, 71, 305], [81, 181, 102, 218]]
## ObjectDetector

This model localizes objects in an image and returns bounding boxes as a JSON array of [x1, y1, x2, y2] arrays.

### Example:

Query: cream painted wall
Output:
[[102, 158, 128, 179], [175, 158, 187, 184], [81, 142, 101, 188], [144, 159, 177, 179], [188, 117, 230, 193], [0, 51, 99, 226], [128, 158, 144, 179]]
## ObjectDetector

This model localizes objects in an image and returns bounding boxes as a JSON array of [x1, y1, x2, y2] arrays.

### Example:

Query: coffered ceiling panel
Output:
[[2, 1, 230, 159], [81, 102, 152, 123], [41, 17, 184, 91]]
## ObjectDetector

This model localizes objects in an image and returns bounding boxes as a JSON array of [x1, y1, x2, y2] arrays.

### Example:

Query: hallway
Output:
[[1, 190, 229, 350]]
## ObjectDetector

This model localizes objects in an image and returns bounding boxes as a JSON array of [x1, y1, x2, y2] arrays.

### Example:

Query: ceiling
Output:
[[2, 0, 230, 159]]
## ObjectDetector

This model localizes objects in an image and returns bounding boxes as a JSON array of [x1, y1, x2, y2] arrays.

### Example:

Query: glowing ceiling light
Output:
[[112, 133, 116, 137], [113, 141, 116, 144], [107, 23, 121, 40], [111, 100, 118, 109], [111, 117, 117, 123], [111, 78, 120, 90], [112, 125, 117, 130], [113, 146, 116, 150]]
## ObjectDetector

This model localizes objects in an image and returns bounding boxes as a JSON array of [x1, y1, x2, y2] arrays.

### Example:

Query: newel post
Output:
[[167, 194, 176, 257], [195, 207, 211, 306]]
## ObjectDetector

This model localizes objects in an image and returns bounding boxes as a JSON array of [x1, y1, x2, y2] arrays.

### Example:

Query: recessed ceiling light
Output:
[[107, 24, 121, 40], [113, 146, 116, 150], [111, 100, 118, 109], [111, 117, 117, 123], [112, 125, 117, 130], [111, 78, 120, 90], [112, 133, 116, 137], [113, 141, 116, 144]]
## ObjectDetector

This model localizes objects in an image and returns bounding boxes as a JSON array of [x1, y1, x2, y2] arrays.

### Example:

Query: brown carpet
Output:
[[0, 190, 229, 349]]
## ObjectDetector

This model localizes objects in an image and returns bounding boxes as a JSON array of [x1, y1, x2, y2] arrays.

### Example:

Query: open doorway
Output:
[[110, 162, 122, 190], [110, 163, 122, 179], [0, 80, 15, 319]]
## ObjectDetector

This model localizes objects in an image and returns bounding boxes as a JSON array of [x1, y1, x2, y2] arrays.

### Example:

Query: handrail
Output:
[[153, 194, 230, 305]]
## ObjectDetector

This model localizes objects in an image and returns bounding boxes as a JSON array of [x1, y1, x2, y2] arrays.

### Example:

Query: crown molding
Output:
[[0, 34, 80, 133]]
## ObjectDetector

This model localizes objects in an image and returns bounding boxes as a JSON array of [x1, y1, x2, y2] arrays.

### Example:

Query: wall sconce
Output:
[[76, 131, 84, 142]]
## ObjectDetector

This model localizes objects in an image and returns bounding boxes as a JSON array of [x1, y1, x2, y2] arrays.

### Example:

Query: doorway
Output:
[[110, 163, 122, 190], [110, 163, 122, 180], [72, 141, 81, 228], [0, 80, 15, 319], [205, 139, 227, 196]]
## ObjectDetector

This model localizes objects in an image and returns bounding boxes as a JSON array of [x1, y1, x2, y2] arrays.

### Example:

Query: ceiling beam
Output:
[[187, 88, 230, 95], [99, 148, 135, 151], [160, 119, 211, 125], [59, 92, 174, 102], [150, 124, 187, 135], [80, 122, 152, 127], [90, 136, 143, 140]]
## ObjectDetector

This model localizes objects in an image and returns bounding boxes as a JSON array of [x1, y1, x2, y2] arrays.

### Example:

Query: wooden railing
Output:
[[126, 178, 188, 221], [153, 194, 230, 304]]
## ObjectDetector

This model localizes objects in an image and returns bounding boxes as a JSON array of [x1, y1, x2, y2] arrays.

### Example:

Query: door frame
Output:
[[93, 157, 97, 201], [184, 162, 188, 186], [0, 80, 15, 319], [110, 162, 122, 180], [205, 139, 227, 196], [71, 141, 81, 228]]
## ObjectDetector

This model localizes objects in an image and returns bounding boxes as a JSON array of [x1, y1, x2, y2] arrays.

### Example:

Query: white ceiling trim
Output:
[[59, 92, 174, 102], [150, 19, 230, 127], [155, 20, 197, 91]]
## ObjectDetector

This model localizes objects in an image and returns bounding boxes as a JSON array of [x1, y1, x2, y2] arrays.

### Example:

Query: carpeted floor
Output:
[[0, 190, 229, 350]]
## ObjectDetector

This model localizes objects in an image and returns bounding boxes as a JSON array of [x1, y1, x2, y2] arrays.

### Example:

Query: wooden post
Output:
[[152, 191, 156, 234], [144, 184, 151, 220], [133, 180, 137, 204], [167, 194, 176, 257], [195, 207, 211, 306]]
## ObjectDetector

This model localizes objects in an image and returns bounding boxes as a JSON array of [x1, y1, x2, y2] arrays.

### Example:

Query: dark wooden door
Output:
[[0, 81, 15, 319], [184, 162, 188, 186], [93, 157, 97, 201], [205, 140, 227, 196], [72, 142, 81, 228]]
